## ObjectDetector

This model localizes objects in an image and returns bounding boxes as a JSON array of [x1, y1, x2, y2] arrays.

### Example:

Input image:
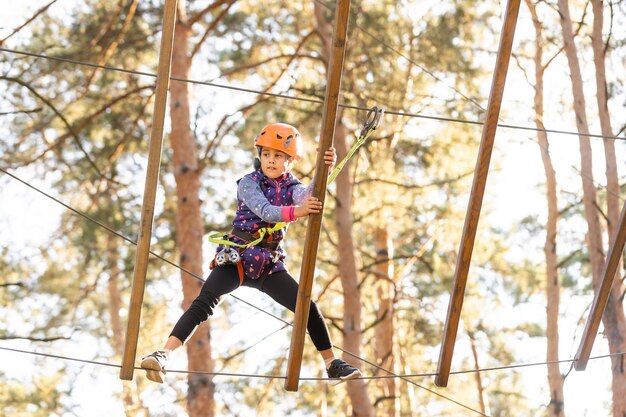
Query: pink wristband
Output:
[[282, 206, 297, 222]]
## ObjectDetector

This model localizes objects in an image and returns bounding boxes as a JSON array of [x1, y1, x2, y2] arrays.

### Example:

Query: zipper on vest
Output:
[[274, 179, 282, 205]]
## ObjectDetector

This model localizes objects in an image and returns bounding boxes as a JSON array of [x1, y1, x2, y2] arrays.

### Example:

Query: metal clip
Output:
[[228, 247, 241, 264], [359, 106, 384, 138], [215, 247, 229, 266]]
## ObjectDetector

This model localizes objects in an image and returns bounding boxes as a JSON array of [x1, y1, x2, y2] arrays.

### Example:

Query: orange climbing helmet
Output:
[[254, 123, 303, 161]]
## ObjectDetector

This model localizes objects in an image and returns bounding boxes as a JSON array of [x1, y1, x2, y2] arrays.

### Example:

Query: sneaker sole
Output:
[[329, 369, 361, 386], [141, 357, 165, 384]]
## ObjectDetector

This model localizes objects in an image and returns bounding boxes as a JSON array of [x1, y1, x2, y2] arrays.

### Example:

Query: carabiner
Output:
[[359, 106, 384, 138], [327, 105, 384, 184]]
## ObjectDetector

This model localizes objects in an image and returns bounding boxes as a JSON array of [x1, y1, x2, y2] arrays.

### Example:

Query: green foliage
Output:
[[3, 0, 615, 414], [0, 371, 67, 417], [0, 247, 31, 308]]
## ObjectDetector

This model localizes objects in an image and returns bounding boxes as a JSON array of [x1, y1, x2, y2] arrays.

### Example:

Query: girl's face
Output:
[[260, 147, 292, 179]]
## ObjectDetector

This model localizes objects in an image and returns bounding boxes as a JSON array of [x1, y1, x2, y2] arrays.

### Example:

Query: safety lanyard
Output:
[[328, 106, 383, 184], [209, 106, 384, 249]]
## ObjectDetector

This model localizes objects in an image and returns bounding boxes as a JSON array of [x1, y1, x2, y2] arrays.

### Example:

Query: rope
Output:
[[2, 166, 625, 378], [3, 168, 625, 416], [3, 46, 622, 208], [4, 46, 624, 211], [1, 47, 624, 142], [2, 344, 624, 417], [2, 108, 624, 415], [0, 166, 283, 328], [312, 0, 486, 113], [4, 47, 625, 217], [4, 155, 622, 414], [1, 16, 623, 411], [3, 343, 618, 379], [0, 169, 500, 416], [0, 347, 482, 416], [0, 9, 621, 414], [0, 167, 190, 275]]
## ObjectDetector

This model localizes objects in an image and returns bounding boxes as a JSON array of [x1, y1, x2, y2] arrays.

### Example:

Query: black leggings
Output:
[[170, 265, 332, 351]]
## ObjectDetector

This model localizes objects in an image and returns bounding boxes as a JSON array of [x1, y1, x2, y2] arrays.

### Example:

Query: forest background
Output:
[[1, 0, 625, 416]]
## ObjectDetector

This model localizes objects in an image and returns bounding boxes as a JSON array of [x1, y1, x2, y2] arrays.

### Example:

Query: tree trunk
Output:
[[467, 330, 490, 416], [399, 344, 418, 416], [107, 233, 143, 417], [556, 0, 605, 278], [107, 233, 125, 358], [374, 226, 397, 417], [590, 0, 619, 235], [170, 3, 214, 416], [313, 3, 373, 416], [558, 1, 626, 415], [590, 1, 626, 413], [317, 370, 328, 417], [334, 120, 375, 417], [524, 1, 565, 414]]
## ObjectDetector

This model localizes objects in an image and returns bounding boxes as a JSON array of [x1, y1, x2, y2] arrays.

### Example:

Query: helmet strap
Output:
[[254, 146, 262, 170]]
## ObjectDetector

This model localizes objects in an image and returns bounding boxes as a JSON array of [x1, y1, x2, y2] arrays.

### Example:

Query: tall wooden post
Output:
[[120, 0, 178, 380], [284, 0, 351, 392], [435, 0, 521, 387], [574, 199, 626, 370]]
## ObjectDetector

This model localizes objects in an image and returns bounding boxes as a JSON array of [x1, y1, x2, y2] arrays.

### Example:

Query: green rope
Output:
[[328, 106, 384, 183], [208, 222, 285, 248]]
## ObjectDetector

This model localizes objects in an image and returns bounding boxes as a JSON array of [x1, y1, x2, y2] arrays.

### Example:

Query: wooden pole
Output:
[[120, 0, 178, 381], [284, 0, 351, 392], [434, 0, 521, 388], [574, 199, 626, 370]]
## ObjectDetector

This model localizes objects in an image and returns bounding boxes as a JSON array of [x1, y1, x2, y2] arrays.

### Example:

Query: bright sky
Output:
[[1, 1, 624, 417]]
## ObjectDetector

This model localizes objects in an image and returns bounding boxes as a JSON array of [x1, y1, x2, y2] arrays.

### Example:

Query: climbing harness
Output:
[[327, 105, 384, 184], [208, 105, 384, 253], [208, 224, 284, 284], [214, 246, 241, 266], [208, 222, 287, 250]]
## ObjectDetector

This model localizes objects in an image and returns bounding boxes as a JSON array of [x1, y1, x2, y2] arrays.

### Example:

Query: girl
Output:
[[142, 123, 361, 385]]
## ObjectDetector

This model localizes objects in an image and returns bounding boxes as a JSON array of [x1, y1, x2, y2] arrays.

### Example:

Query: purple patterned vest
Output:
[[222, 169, 302, 280]]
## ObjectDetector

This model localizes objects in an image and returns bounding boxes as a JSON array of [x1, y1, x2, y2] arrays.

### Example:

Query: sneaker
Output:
[[326, 358, 362, 385], [141, 350, 168, 383]]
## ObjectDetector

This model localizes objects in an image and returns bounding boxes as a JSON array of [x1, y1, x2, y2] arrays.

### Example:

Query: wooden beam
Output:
[[120, 0, 178, 381], [435, 0, 521, 388], [284, 0, 351, 392], [574, 198, 626, 370]]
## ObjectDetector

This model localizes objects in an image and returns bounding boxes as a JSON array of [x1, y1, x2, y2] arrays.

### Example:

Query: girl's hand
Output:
[[317, 146, 337, 168], [324, 147, 337, 168], [294, 196, 323, 218]]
